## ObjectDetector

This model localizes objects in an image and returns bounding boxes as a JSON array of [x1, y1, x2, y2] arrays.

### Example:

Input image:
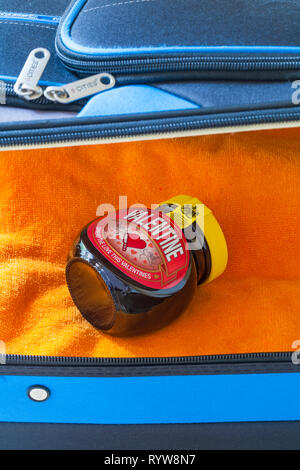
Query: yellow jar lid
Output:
[[157, 195, 228, 284]]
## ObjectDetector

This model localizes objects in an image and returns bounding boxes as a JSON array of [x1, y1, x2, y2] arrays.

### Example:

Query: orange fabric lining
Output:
[[0, 128, 299, 357]]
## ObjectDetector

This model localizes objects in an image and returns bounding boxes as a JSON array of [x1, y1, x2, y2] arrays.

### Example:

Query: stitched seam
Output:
[[82, 0, 156, 13], [0, 20, 57, 30]]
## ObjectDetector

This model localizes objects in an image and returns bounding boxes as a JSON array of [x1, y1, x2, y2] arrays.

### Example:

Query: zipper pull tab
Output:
[[14, 48, 50, 101], [44, 73, 116, 104]]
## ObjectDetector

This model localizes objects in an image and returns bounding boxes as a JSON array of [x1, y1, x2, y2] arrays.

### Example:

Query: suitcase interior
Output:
[[0, 129, 299, 359], [0, 0, 300, 451]]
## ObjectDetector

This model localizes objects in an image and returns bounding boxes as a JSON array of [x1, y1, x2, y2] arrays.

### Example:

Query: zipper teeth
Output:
[[1, 110, 300, 148], [4, 82, 87, 108], [5, 82, 56, 106], [4, 351, 292, 366], [58, 54, 300, 74]]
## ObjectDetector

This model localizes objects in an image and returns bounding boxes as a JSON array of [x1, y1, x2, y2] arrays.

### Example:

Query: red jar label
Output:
[[87, 208, 190, 289]]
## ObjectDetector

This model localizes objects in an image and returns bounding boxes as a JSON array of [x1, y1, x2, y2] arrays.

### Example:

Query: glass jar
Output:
[[66, 195, 228, 336]]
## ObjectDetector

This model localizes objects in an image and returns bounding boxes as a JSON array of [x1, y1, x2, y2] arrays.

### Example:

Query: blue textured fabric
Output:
[[0, 373, 300, 424], [155, 81, 296, 109], [62, 0, 300, 54], [0, 0, 70, 16], [0, 0, 77, 84]]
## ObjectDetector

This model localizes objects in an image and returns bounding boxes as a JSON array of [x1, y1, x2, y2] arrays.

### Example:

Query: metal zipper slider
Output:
[[14, 48, 51, 101], [44, 73, 116, 104]]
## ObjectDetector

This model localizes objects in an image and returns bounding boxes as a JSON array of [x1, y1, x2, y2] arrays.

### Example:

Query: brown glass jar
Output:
[[66, 195, 228, 336]]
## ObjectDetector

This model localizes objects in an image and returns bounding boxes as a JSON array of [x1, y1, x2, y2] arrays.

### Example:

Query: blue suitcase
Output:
[[0, 0, 299, 450]]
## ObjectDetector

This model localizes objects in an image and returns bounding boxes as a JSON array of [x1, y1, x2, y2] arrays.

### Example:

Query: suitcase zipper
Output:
[[14, 48, 51, 101], [1, 108, 300, 148], [56, 49, 300, 76], [2, 351, 294, 367], [12, 48, 116, 104], [4, 81, 89, 109]]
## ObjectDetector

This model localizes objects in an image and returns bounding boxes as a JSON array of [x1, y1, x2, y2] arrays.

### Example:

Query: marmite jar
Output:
[[66, 195, 228, 336]]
